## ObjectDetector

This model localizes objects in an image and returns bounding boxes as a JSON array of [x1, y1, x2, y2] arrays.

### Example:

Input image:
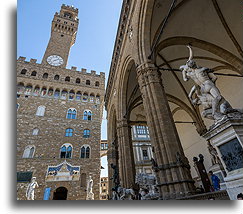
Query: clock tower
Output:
[[41, 4, 79, 68]]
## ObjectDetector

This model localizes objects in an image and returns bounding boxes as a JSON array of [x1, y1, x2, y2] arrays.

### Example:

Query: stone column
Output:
[[136, 63, 195, 199], [117, 118, 136, 189]]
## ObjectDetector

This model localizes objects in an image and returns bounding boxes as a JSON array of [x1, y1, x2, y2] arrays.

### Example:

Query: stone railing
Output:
[[178, 190, 229, 200]]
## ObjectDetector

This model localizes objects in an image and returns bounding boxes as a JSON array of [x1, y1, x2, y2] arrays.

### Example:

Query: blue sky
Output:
[[17, 0, 123, 141]]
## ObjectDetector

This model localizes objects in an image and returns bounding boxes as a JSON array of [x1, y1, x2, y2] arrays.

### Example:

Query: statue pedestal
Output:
[[86, 192, 94, 200], [203, 115, 243, 200]]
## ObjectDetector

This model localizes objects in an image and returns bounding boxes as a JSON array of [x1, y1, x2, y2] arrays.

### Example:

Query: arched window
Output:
[[95, 81, 99, 87], [65, 76, 70, 82], [83, 110, 92, 121], [23, 146, 35, 158], [86, 80, 90, 85], [80, 145, 90, 158], [41, 87, 47, 96], [54, 75, 59, 80], [65, 128, 73, 137], [66, 108, 77, 119], [31, 71, 37, 76], [54, 89, 60, 98], [25, 85, 32, 95], [76, 78, 80, 84], [36, 106, 46, 116], [83, 92, 88, 102], [76, 91, 82, 101], [48, 88, 54, 97], [33, 86, 40, 96], [89, 94, 95, 103], [61, 90, 68, 99], [96, 95, 100, 104], [43, 73, 48, 79], [20, 69, 27, 75], [32, 128, 39, 136], [69, 90, 75, 100], [60, 144, 72, 158], [17, 83, 25, 94], [83, 129, 90, 138]]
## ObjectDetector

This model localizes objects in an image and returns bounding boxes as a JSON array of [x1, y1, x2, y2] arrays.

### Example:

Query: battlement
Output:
[[61, 4, 78, 13], [17, 57, 105, 78]]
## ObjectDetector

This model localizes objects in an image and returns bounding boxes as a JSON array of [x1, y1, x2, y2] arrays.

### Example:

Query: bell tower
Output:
[[42, 4, 79, 68]]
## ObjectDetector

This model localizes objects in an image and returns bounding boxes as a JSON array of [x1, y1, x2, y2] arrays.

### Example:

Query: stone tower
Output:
[[17, 4, 105, 200], [41, 4, 79, 68]]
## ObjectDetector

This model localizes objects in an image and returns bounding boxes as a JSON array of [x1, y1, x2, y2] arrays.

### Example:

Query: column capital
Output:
[[117, 118, 130, 129]]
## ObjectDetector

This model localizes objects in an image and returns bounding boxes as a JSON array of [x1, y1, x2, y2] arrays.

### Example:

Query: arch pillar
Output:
[[117, 118, 136, 189], [136, 63, 195, 199]]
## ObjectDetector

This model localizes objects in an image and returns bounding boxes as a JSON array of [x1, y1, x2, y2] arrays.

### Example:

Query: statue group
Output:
[[180, 46, 240, 122]]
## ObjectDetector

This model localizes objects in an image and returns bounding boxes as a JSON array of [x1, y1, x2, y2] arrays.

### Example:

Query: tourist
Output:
[[237, 193, 243, 200], [209, 171, 220, 191]]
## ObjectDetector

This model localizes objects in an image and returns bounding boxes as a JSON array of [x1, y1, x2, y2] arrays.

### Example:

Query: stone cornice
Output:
[[104, 0, 132, 109]]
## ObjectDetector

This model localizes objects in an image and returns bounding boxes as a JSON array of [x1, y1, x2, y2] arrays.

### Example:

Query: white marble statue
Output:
[[180, 45, 234, 121], [117, 186, 135, 200], [86, 175, 94, 200], [26, 177, 39, 200]]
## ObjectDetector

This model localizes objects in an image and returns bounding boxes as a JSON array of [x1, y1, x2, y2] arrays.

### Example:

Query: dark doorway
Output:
[[53, 187, 68, 200]]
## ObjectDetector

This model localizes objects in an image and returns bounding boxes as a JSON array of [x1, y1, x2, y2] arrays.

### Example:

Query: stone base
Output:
[[203, 116, 243, 200], [224, 168, 243, 200]]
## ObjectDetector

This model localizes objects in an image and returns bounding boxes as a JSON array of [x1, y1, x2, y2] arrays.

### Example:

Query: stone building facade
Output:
[[105, 0, 243, 200], [17, 4, 105, 200]]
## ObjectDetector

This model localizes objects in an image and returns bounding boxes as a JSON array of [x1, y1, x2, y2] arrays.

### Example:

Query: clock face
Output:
[[47, 55, 64, 66]]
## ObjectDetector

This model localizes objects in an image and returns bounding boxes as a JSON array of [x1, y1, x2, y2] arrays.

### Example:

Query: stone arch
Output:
[[53, 186, 68, 200], [154, 36, 243, 74]]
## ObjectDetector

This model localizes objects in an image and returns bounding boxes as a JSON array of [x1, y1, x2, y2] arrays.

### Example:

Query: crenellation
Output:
[[30, 58, 37, 64], [91, 70, 96, 75], [18, 56, 26, 61], [71, 66, 77, 71]]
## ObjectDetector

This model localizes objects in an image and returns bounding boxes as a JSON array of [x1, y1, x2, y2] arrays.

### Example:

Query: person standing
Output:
[[209, 171, 220, 191]]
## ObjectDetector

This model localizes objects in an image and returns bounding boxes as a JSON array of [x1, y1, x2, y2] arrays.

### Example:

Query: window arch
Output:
[[76, 78, 80, 84], [20, 69, 27, 75], [32, 128, 39, 136], [66, 108, 77, 119], [33, 86, 40, 96], [31, 71, 37, 76], [43, 73, 48, 79], [86, 80, 90, 85], [54, 89, 60, 98], [96, 94, 100, 104], [54, 75, 60, 80], [95, 81, 99, 87], [65, 76, 70, 82], [80, 145, 90, 158], [69, 90, 75, 100], [83, 92, 88, 102], [83, 110, 92, 121], [83, 129, 90, 138], [76, 91, 82, 101], [65, 128, 73, 137], [60, 144, 72, 158], [61, 89, 68, 99], [25, 85, 32, 95], [48, 88, 54, 97], [17, 83, 25, 94], [36, 106, 46, 116], [41, 87, 47, 96], [89, 93, 95, 103], [23, 146, 35, 158]]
